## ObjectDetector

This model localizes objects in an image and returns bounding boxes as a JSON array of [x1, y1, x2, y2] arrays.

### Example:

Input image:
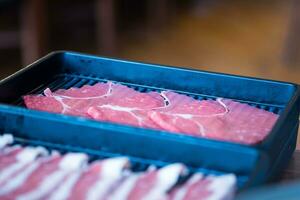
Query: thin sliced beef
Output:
[[148, 92, 278, 144], [107, 164, 187, 200], [24, 82, 111, 117], [169, 174, 236, 200], [24, 83, 279, 144], [24, 82, 164, 126], [80, 83, 165, 128]]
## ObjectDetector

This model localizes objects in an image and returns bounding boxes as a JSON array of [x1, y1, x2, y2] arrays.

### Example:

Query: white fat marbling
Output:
[[85, 157, 129, 200], [16, 170, 67, 200], [206, 174, 237, 200], [48, 172, 82, 200], [16, 147, 48, 163], [0, 147, 47, 184], [0, 134, 13, 149], [172, 173, 203, 200], [101, 157, 129, 177], [106, 174, 140, 200], [59, 153, 88, 170], [143, 164, 187, 200], [17, 153, 88, 200], [0, 162, 40, 195]]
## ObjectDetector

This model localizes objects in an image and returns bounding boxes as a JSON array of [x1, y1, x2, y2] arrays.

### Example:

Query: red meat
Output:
[[24, 83, 279, 144], [148, 92, 278, 144]]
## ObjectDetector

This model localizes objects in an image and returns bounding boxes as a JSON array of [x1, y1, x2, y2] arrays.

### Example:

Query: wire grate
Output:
[[13, 73, 283, 115]]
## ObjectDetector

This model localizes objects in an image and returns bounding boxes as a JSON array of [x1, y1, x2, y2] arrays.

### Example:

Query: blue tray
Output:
[[0, 51, 299, 189]]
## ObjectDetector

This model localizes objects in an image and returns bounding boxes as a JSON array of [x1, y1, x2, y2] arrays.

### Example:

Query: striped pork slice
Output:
[[0, 146, 48, 190], [6, 153, 88, 200], [0, 146, 22, 162], [66, 157, 129, 200], [168, 174, 236, 200], [107, 163, 187, 200], [0, 152, 61, 199], [0, 152, 58, 197], [148, 92, 278, 144]]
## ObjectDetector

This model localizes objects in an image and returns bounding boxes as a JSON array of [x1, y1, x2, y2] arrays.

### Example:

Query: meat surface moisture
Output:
[[0, 134, 237, 200], [23, 82, 279, 144]]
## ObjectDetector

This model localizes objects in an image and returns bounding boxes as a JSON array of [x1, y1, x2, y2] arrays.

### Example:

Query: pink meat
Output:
[[67, 157, 129, 200], [5, 154, 60, 196], [0, 147, 23, 184], [4, 153, 87, 200], [23, 82, 111, 117], [84, 83, 165, 129], [169, 174, 236, 200], [86, 88, 164, 129], [126, 170, 159, 200], [24, 82, 165, 126], [0, 154, 59, 198], [0, 147, 47, 191], [24, 83, 279, 145], [108, 164, 187, 200], [148, 92, 278, 144], [0, 146, 23, 171]]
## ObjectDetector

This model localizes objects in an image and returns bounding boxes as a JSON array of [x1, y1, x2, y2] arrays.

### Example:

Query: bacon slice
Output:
[[9, 153, 88, 200], [24, 82, 278, 144], [169, 174, 236, 200], [66, 157, 129, 200], [0, 146, 47, 187], [107, 164, 187, 200]]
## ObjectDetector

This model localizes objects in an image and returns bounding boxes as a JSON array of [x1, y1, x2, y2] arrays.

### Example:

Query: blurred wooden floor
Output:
[[120, 1, 300, 148]]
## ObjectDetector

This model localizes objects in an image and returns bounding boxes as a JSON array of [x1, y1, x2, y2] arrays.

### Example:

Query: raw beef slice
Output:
[[86, 83, 165, 129], [23, 82, 112, 117], [148, 91, 278, 144], [23, 82, 279, 144]]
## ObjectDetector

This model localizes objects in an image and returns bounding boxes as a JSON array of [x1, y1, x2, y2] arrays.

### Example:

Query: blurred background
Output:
[[1, 0, 300, 82], [0, 0, 299, 145]]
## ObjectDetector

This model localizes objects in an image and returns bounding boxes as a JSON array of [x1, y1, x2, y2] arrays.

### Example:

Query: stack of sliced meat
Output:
[[0, 134, 237, 200], [24, 82, 279, 144]]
